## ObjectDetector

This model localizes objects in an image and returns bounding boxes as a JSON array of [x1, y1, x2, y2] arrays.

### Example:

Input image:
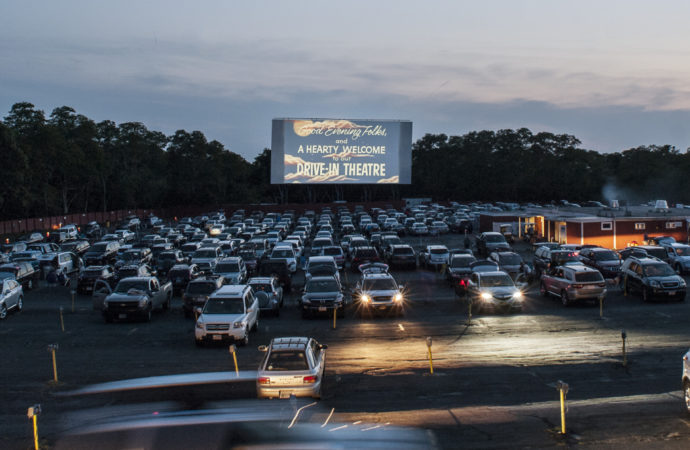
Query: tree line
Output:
[[1, 102, 688, 220]]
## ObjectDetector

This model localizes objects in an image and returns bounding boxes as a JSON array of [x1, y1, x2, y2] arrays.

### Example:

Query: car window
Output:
[[574, 272, 604, 282], [205, 298, 244, 314], [266, 351, 309, 371], [362, 277, 397, 291]]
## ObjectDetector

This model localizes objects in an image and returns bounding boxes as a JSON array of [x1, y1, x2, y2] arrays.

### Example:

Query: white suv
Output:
[[683, 349, 690, 413], [195, 285, 259, 346]]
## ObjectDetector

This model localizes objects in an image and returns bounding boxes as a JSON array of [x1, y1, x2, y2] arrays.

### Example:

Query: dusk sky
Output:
[[2, 1, 690, 161]]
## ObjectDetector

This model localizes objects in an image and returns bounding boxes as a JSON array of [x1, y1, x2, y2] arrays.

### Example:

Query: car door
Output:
[[627, 262, 642, 293], [92, 280, 113, 310], [246, 291, 258, 327]]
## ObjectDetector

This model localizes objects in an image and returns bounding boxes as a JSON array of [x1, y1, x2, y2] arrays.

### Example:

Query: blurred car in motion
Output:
[[257, 336, 326, 399]]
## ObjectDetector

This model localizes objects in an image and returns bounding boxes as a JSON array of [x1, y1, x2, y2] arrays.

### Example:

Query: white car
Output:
[[421, 245, 450, 269], [682, 350, 690, 414], [194, 285, 259, 346], [257, 337, 327, 399], [0, 278, 23, 319], [270, 245, 298, 273]]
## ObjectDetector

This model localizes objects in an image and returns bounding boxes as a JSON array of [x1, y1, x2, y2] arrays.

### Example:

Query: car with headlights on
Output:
[[467, 271, 524, 313], [353, 263, 404, 317], [256, 336, 327, 399]]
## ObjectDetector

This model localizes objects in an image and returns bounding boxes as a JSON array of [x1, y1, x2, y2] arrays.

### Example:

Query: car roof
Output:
[[427, 245, 448, 250], [213, 285, 249, 296], [477, 270, 511, 277], [270, 336, 310, 351], [559, 264, 598, 272], [362, 272, 395, 281], [308, 256, 335, 262], [248, 277, 274, 284]]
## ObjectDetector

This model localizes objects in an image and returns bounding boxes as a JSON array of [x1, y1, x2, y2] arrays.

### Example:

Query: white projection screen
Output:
[[271, 118, 412, 184]]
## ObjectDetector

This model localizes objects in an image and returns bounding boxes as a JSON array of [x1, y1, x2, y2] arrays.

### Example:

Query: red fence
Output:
[[0, 200, 405, 236]]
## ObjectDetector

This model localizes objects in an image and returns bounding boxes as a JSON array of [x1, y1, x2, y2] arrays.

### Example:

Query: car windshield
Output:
[[238, 250, 255, 259], [593, 251, 618, 261], [186, 283, 217, 295], [306, 279, 340, 293], [643, 263, 675, 277], [484, 235, 506, 243], [204, 298, 244, 314], [479, 274, 514, 287], [499, 254, 522, 265], [430, 248, 447, 254], [552, 252, 579, 265], [123, 252, 141, 260], [250, 283, 271, 292], [674, 246, 690, 256], [182, 244, 198, 252], [83, 269, 104, 278], [266, 350, 309, 371], [114, 280, 149, 293], [272, 249, 293, 258], [451, 257, 473, 268], [393, 247, 414, 256], [356, 249, 376, 258], [322, 247, 342, 256], [91, 243, 108, 252], [0, 272, 14, 280], [194, 249, 218, 258], [159, 253, 177, 260], [362, 278, 398, 291], [216, 262, 240, 272], [574, 272, 604, 282]]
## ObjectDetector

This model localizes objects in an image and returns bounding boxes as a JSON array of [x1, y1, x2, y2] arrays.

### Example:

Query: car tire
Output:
[[676, 264, 683, 275], [642, 287, 650, 303], [145, 308, 152, 322], [239, 331, 249, 347], [540, 282, 549, 298], [27, 279, 33, 290], [163, 294, 171, 310], [252, 318, 259, 332], [561, 290, 570, 307], [195, 339, 203, 347], [16, 296, 23, 312]]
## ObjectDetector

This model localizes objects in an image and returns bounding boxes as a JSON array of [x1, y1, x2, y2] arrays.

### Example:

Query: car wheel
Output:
[[145, 308, 152, 322], [561, 290, 570, 307], [540, 282, 548, 298], [642, 287, 650, 303], [0, 304, 6, 320], [27, 279, 33, 290], [16, 296, 23, 312], [163, 294, 171, 310], [239, 331, 249, 346], [685, 381, 690, 413], [252, 318, 259, 332], [195, 339, 203, 347]]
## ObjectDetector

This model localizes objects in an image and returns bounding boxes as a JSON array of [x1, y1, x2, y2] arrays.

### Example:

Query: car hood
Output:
[[303, 292, 342, 300], [199, 313, 245, 323], [646, 275, 683, 283], [105, 292, 148, 302], [363, 289, 398, 297], [480, 286, 519, 299]]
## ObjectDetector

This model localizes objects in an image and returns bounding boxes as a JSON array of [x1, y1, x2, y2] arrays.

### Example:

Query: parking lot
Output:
[[2, 231, 690, 449]]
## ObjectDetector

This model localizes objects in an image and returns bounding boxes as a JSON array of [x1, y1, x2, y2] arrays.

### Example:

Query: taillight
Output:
[[258, 377, 270, 385], [597, 283, 605, 287], [572, 284, 583, 288], [459, 279, 467, 287], [303, 375, 317, 384]]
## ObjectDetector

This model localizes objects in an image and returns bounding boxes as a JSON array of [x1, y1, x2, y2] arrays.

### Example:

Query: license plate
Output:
[[176, 278, 182, 283], [212, 335, 222, 341], [279, 390, 293, 399], [118, 313, 127, 319], [668, 291, 676, 295], [318, 307, 327, 312], [378, 306, 387, 310]]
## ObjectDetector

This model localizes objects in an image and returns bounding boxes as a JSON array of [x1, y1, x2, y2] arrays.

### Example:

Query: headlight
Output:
[[361, 294, 371, 303], [480, 292, 492, 300], [512, 291, 523, 300], [138, 297, 148, 307], [393, 293, 403, 303], [233, 321, 244, 328], [680, 279, 687, 288], [649, 280, 660, 288], [195, 321, 204, 330]]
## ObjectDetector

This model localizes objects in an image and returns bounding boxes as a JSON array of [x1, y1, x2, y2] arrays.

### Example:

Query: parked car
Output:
[[578, 247, 622, 279], [488, 251, 524, 279], [539, 264, 607, 306], [168, 263, 203, 295], [683, 349, 690, 413], [466, 271, 524, 313], [191, 246, 223, 274], [213, 257, 248, 285], [256, 336, 327, 399], [300, 275, 346, 318], [533, 247, 580, 277], [420, 245, 450, 270], [77, 265, 116, 294], [305, 256, 340, 284], [248, 276, 284, 316], [182, 276, 225, 318], [84, 241, 120, 266], [115, 264, 154, 283], [386, 244, 417, 269], [258, 259, 293, 293], [194, 284, 259, 346], [0, 278, 23, 319], [156, 250, 186, 275], [618, 245, 666, 261], [101, 276, 173, 322], [60, 240, 91, 256], [409, 222, 429, 236], [0, 262, 39, 290], [661, 243, 690, 274], [446, 253, 477, 295], [476, 232, 511, 257], [621, 256, 686, 302]]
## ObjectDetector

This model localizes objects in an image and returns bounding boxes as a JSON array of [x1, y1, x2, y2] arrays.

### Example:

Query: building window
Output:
[[666, 221, 683, 229], [601, 222, 613, 231], [634, 223, 646, 231]]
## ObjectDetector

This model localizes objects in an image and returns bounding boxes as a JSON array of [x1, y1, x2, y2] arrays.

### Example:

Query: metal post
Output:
[[27, 405, 41, 450], [71, 289, 75, 313], [556, 380, 569, 434], [333, 308, 337, 329], [599, 296, 603, 319], [59, 307, 65, 332], [468, 299, 472, 324], [47, 344, 59, 383], [426, 337, 433, 374], [229, 344, 239, 376], [621, 330, 627, 367]]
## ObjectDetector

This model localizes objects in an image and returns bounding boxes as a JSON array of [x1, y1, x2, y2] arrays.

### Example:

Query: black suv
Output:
[[621, 256, 686, 302], [578, 247, 622, 279], [533, 247, 580, 277]]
